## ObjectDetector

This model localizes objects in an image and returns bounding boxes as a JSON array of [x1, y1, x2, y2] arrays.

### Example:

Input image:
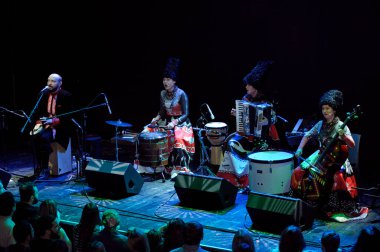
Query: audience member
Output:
[[31, 215, 61, 251], [38, 200, 72, 251], [171, 221, 207, 252], [272, 225, 305, 252], [350, 225, 380, 252], [0, 191, 16, 249], [161, 218, 185, 252], [147, 228, 164, 252], [73, 202, 102, 252], [39, 199, 61, 223], [31, 215, 72, 251], [321, 230, 340, 252], [12, 182, 39, 228], [127, 228, 150, 252], [51, 239, 69, 252], [8, 220, 34, 252], [85, 240, 106, 252], [232, 229, 255, 252], [92, 209, 128, 252]]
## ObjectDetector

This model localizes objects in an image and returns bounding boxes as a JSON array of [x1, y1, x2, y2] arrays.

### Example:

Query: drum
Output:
[[138, 132, 169, 167], [205, 122, 228, 146], [248, 150, 294, 194]]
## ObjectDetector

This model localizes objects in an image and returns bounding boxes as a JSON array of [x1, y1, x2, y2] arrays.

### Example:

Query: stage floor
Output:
[[2, 150, 380, 252]]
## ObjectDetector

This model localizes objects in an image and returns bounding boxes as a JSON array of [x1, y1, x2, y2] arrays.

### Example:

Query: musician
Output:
[[290, 89, 368, 221], [144, 57, 195, 179], [218, 60, 280, 189], [31, 73, 73, 179]]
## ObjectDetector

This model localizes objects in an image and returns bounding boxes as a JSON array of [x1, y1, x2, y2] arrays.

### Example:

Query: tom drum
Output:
[[248, 150, 294, 194], [138, 132, 169, 167]]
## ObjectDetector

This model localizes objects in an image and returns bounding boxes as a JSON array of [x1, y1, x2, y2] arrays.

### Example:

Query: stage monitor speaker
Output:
[[85, 159, 144, 196], [0, 169, 11, 189], [174, 173, 238, 210], [246, 191, 315, 233]]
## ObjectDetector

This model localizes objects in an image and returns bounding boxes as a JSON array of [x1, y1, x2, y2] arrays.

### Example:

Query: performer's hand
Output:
[[167, 122, 175, 129], [151, 117, 159, 124], [230, 108, 236, 117], [41, 118, 53, 125], [338, 129, 345, 137], [295, 148, 303, 158]]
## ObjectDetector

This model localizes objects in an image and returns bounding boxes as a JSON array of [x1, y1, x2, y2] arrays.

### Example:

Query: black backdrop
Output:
[[2, 1, 379, 181]]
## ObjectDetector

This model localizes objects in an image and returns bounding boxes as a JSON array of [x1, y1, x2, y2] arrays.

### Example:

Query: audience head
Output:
[[162, 218, 186, 250], [147, 228, 163, 252], [279, 225, 305, 252], [321, 230, 340, 252], [352, 225, 380, 252], [12, 220, 35, 244], [101, 209, 120, 231], [86, 240, 106, 252], [232, 228, 255, 252], [0, 191, 16, 216], [35, 215, 60, 238], [80, 202, 101, 228], [127, 228, 150, 252], [19, 182, 39, 205], [39, 199, 59, 219], [184, 221, 203, 246]]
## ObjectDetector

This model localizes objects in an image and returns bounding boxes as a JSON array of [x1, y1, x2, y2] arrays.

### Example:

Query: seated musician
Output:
[[31, 73, 74, 179], [217, 60, 281, 189], [290, 89, 368, 221], [141, 57, 195, 179]]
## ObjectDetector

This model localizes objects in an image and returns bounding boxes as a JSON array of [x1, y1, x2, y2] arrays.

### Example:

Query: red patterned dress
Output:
[[144, 86, 195, 176]]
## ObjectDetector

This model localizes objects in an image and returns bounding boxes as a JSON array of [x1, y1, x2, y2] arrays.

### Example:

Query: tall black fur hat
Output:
[[243, 60, 274, 89], [163, 57, 180, 81], [319, 89, 344, 111]]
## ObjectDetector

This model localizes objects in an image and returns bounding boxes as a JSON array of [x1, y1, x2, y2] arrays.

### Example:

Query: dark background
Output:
[[2, 1, 379, 181]]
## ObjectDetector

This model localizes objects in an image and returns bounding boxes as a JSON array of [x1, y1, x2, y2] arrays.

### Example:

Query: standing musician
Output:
[[143, 57, 195, 179], [31, 73, 73, 179], [217, 60, 281, 189], [290, 89, 368, 221]]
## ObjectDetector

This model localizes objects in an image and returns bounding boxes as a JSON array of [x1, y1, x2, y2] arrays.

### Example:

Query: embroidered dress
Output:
[[141, 86, 195, 177], [289, 117, 368, 221]]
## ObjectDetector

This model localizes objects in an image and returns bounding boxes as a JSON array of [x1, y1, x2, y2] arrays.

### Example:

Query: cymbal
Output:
[[105, 120, 132, 127]]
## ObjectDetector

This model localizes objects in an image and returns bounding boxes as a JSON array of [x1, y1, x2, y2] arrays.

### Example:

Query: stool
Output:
[[85, 134, 102, 158], [49, 138, 72, 176]]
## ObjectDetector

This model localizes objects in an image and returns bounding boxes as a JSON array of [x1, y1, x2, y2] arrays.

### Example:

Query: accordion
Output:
[[235, 100, 273, 138]]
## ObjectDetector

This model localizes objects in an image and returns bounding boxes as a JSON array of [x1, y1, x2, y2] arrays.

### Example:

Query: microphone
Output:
[[40, 86, 49, 93], [205, 103, 215, 120], [71, 118, 82, 130], [277, 115, 288, 124], [103, 93, 112, 114]]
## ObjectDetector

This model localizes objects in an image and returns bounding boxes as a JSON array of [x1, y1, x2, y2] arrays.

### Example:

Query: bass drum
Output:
[[248, 150, 294, 194]]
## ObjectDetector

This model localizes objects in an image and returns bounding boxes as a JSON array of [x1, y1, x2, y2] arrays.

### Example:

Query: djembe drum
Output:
[[205, 122, 228, 166]]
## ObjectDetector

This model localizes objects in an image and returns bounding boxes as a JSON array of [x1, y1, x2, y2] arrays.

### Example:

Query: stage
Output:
[[2, 149, 380, 252]]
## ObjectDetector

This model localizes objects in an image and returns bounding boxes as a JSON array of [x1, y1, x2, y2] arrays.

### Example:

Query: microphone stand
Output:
[[20, 92, 44, 134]]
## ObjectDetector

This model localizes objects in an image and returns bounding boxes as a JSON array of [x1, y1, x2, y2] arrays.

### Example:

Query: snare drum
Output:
[[205, 122, 228, 146], [138, 132, 169, 167], [248, 150, 294, 194]]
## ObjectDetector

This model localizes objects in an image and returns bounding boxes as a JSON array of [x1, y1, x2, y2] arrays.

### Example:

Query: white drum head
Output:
[[248, 151, 294, 164], [205, 122, 228, 128]]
